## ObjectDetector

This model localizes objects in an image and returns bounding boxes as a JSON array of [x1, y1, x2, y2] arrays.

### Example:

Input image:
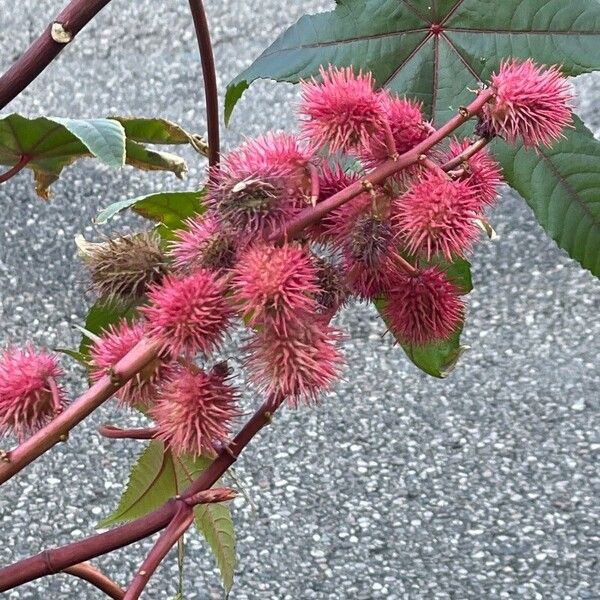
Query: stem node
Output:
[[107, 366, 122, 386], [50, 22, 73, 44], [361, 179, 374, 192]]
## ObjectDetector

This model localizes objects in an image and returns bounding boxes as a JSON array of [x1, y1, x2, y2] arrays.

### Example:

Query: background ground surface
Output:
[[0, 1, 599, 598]]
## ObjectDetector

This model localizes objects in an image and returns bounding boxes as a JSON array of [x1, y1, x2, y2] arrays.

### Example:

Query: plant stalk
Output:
[[122, 505, 194, 600], [0, 155, 31, 184], [0, 397, 280, 591], [442, 137, 492, 171], [0, 338, 161, 485], [188, 0, 220, 167], [63, 563, 125, 599], [269, 88, 495, 244], [0, 0, 114, 109], [98, 425, 160, 440]]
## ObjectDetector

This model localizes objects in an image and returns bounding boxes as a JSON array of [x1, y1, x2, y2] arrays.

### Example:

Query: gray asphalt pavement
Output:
[[0, 1, 599, 598]]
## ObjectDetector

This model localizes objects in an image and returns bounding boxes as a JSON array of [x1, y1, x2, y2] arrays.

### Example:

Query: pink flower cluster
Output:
[[4, 59, 573, 453]]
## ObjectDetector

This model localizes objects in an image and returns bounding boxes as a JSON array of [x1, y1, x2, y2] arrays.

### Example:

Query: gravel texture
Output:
[[0, 1, 599, 599]]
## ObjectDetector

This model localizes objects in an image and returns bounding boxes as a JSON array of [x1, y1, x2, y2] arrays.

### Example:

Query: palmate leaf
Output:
[[0, 115, 203, 198], [227, 0, 600, 277], [99, 441, 236, 594], [227, 0, 600, 125]]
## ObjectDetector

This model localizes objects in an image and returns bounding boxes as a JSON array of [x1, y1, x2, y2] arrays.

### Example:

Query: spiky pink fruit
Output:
[[0, 346, 65, 441], [483, 59, 573, 149], [152, 364, 239, 457], [360, 92, 431, 168], [208, 132, 312, 238], [300, 66, 387, 152], [141, 270, 232, 357], [169, 213, 236, 273], [223, 131, 311, 177], [393, 172, 481, 260], [233, 244, 319, 332], [385, 268, 464, 345], [89, 321, 171, 408], [342, 212, 399, 299], [245, 321, 343, 406], [444, 139, 503, 206]]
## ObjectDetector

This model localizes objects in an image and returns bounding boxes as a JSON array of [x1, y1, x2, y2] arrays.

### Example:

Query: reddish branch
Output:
[[0, 398, 280, 592], [0, 338, 161, 485], [123, 504, 194, 600], [442, 137, 491, 171], [63, 563, 125, 599], [269, 89, 495, 243], [123, 488, 236, 598], [98, 425, 159, 440], [188, 0, 220, 167], [0, 154, 31, 184], [0, 0, 114, 109]]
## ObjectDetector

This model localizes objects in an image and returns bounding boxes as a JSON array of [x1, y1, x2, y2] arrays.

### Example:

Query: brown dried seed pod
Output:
[[79, 231, 168, 304]]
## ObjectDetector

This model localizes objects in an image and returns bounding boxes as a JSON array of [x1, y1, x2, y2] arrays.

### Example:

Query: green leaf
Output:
[[194, 503, 236, 596], [427, 256, 473, 295], [54, 347, 89, 367], [226, 0, 600, 125], [374, 294, 468, 379], [493, 117, 600, 277], [95, 190, 206, 239], [98, 441, 180, 527], [402, 324, 466, 379], [0, 114, 123, 198], [49, 117, 125, 168], [0, 114, 196, 198], [173, 458, 237, 595], [100, 441, 236, 593], [111, 116, 208, 155], [78, 300, 138, 359], [99, 441, 213, 526]]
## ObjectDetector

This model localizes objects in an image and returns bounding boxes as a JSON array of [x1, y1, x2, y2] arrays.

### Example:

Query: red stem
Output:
[[268, 88, 495, 244], [47, 377, 63, 414], [442, 137, 491, 171], [0, 154, 31, 184], [188, 0, 220, 167], [63, 563, 125, 599], [0, 0, 114, 109], [0, 338, 161, 485], [420, 156, 450, 179], [0, 501, 177, 593], [123, 504, 195, 600], [98, 425, 159, 440], [0, 397, 280, 592]]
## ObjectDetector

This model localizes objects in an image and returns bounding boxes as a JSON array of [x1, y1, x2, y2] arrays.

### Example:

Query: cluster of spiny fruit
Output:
[[0, 59, 573, 458]]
